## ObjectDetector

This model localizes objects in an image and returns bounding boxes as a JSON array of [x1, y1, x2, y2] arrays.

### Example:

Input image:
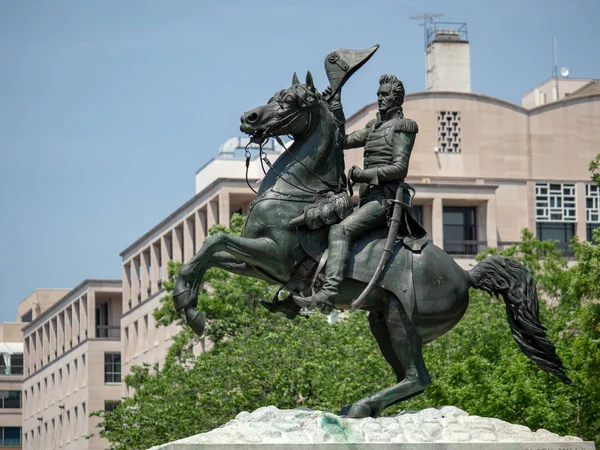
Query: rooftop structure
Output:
[[425, 22, 471, 93], [522, 77, 600, 108]]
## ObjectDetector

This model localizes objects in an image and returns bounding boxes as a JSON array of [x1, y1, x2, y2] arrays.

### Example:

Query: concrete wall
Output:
[[0, 323, 24, 343]]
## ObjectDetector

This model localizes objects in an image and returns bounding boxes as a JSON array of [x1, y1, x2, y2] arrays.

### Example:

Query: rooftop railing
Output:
[[96, 325, 121, 339]]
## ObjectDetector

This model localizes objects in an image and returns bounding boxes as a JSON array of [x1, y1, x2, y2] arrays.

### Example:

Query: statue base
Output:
[[149, 406, 595, 450]]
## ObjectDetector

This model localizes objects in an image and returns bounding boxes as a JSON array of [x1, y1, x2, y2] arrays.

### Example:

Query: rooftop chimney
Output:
[[425, 22, 471, 93]]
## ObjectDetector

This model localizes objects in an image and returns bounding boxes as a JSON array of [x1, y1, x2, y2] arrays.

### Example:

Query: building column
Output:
[[195, 209, 207, 252], [57, 313, 64, 356], [140, 250, 150, 301], [49, 320, 56, 362], [65, 307, 72, 350], [160, 236, 169, 282], [432, 197, 444, 248], [87, 290, 96, 340], [151, 242, 160, 294], [527, 181, 537, 235], [575, 182, 587, 239], [485, 197, 498, 248], [131, 258, 140, 306], [42, 326, 48, 366], [183, 215, 195, 262], [80, 296, 87, 340], [72, 301, 80, 344], [218, 191, 230, 227], [207, 199, 218, 230], [38, 329, 44, 368], [172, 228, 183, 263], [122, 263, 131, 311]]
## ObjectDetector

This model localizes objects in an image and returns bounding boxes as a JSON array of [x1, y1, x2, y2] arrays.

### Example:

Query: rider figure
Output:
[[295, 74, 419, 311]]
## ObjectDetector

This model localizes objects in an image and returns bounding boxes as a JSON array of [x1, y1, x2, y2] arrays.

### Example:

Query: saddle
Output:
[[286, 216, 429, 321]]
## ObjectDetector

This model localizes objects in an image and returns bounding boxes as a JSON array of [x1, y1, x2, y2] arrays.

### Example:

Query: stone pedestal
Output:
[[149, 406, 595, 450]]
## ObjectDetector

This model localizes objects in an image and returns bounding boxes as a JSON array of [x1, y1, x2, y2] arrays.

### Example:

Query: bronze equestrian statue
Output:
[[173, 46, 572, 419]]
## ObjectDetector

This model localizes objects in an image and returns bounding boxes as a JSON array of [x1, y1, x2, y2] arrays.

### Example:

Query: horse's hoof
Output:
[[338, 405, 352, 416], [346, 402, 377, 419], [185, 308, 206, 336], [173, 277, 197, 311]]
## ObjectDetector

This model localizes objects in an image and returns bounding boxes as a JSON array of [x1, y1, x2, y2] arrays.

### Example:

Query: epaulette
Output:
[[366, 118, 377, 128], [394, 118, 419, 134]]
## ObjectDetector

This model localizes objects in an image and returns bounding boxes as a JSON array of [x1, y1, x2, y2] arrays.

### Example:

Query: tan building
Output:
[[21, 280, 122, 450], [344, 88, 600, 265]]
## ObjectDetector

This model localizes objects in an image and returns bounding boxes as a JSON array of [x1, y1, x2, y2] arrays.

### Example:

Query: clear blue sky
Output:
[[1, 0, 599, 323]]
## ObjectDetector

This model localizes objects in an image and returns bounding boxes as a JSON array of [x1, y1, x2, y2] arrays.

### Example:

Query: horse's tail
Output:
[[466, 255, 573, 385]]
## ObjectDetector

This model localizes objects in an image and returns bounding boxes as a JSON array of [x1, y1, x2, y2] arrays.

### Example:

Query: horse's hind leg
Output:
[[368, 307, 406, 382], [347, 295, 431, 418]]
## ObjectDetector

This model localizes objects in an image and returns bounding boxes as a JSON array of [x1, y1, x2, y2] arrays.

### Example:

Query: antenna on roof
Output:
[[553, 37, 559, 100], [411, 13, 443, 90], [411, 13, 444, 51]]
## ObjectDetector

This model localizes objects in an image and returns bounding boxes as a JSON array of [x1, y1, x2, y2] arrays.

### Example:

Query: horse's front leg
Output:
[[173, 232, 284, 334]]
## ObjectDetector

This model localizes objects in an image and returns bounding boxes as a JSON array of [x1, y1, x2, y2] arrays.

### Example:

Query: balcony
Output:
[[96, 325, 121, 340], [444, 240, 488, 256]]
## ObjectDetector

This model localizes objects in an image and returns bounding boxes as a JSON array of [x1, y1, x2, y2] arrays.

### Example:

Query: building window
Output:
[[585, 184, 599, 241], [104, 353, 121, 383], [437, 111, 462, 153], [443, 206, 481, 255], [0, 427, 21, 447], [536, 222, 576, 256], [104, 400, 121, 413], [587, 223, 599, 242], [535, 183, 576, 222], [21, 309, 33, 323], [535, 183, 577, 255], [0, 391, 21, 409], [0, 353, 23, 375]]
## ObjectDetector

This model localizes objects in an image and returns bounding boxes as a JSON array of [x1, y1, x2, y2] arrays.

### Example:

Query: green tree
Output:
[[590, 153, 600, 187]]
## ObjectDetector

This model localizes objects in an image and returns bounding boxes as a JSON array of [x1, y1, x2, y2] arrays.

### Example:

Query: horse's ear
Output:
[[292, 72, 300, 85], [305, 71, 315, 90]]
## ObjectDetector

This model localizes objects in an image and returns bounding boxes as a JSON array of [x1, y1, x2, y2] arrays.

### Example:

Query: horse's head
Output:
[[240, 72, 321, 143]]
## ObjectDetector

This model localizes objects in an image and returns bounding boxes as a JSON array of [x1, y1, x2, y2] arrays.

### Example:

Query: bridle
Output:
[[244, 90, 344, 196]]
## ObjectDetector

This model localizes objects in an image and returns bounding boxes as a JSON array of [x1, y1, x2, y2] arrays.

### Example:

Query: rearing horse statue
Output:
[[173, 71, 572, 418]]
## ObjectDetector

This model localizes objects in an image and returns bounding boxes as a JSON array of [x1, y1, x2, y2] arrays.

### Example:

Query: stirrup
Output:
[[292, 289, 335, 315], [261, 292, 304, 320]]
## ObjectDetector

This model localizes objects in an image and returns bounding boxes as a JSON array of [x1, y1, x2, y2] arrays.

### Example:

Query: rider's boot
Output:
[[294, 225, 350, 313]]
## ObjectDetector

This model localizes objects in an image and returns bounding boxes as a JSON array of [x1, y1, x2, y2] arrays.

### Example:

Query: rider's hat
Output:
[[324, 45, 379, 99]]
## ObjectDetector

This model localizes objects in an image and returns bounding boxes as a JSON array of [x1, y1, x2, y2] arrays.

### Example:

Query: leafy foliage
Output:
[[94, 217, 600, 449], [590, 153, 600, 187]]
